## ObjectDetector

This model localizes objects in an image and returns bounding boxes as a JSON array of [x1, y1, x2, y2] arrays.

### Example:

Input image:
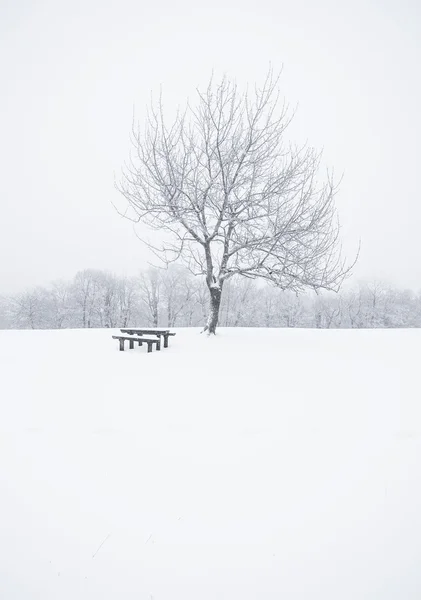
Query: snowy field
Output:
[[1, 327, 420, 599]]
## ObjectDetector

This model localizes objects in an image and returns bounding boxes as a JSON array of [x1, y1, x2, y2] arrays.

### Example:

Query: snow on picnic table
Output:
[[0, 327, 420, 599]]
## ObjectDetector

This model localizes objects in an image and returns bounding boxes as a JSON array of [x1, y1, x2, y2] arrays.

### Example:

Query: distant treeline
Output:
[[0, 266, 420, 330]]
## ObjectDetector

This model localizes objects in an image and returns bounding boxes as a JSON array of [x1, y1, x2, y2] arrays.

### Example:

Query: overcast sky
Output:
[[1, 0, 420, 293]]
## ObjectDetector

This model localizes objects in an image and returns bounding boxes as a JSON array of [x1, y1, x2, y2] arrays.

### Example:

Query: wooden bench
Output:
[[112, 335, 160, 353], [120, 329, 176, 348]]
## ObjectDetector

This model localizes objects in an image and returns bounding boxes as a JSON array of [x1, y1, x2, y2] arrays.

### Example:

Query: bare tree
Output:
[[364, 280, 389, 328], [278, 291, 306, 328], [259, 286, 279, 327], [49, 280, 72, 329], [139, 268, 161, 327], [117, 276, 139, 327], [220, 277, 259, 327], [118, 70, 355, 333], [95, 272, 120, 328], [161, 265, 199, 327], [313, 292, 342, 329], [71, 269, 105, 328], [11, 289, 48, 329], [117, 71, 354, 333]]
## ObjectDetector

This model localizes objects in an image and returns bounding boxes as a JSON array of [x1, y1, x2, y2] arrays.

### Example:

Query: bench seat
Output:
[[112, 335, 160, 353]]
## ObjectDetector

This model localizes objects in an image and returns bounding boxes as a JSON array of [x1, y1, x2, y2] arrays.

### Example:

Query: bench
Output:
[[112, 335, 160, 353], [120, 329, 176, 348]]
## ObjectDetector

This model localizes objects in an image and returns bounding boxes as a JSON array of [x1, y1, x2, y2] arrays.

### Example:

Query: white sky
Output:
[[1, 0, 420, 293]]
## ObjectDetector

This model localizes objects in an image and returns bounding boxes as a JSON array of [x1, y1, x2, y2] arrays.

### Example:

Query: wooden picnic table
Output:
[[120, 329, 176, 348]]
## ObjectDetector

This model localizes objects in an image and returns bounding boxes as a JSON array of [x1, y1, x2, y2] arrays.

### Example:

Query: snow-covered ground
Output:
[[1, 327, 420, 599]]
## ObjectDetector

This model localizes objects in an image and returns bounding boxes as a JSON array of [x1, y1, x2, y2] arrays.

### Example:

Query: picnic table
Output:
[[120, 328, 176, 349]]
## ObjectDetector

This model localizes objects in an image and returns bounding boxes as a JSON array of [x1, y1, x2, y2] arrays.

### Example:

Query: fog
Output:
[[1, 0, 420, 293]]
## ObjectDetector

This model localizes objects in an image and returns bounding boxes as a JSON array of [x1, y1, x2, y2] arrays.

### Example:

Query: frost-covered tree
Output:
[[71, 270, 98, 328], [70, 269, 115, 328], [277, 291, 307, 328], [96, 273, 120, 328], [260, 286, 281, 327], [312, 292, 342, 329], [117, 70, 354, 334], [117, 276, 140, 327], [10, 289, 49, 329], [48, 281, 72, 329], [139, 269, 161, 327], [219, 277, 259, 326], [161, 265, 199, 327], [2, 270, 421, 331]]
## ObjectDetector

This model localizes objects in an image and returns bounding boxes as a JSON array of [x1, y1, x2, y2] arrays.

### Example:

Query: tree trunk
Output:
[[203, 285, 222, 334]]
